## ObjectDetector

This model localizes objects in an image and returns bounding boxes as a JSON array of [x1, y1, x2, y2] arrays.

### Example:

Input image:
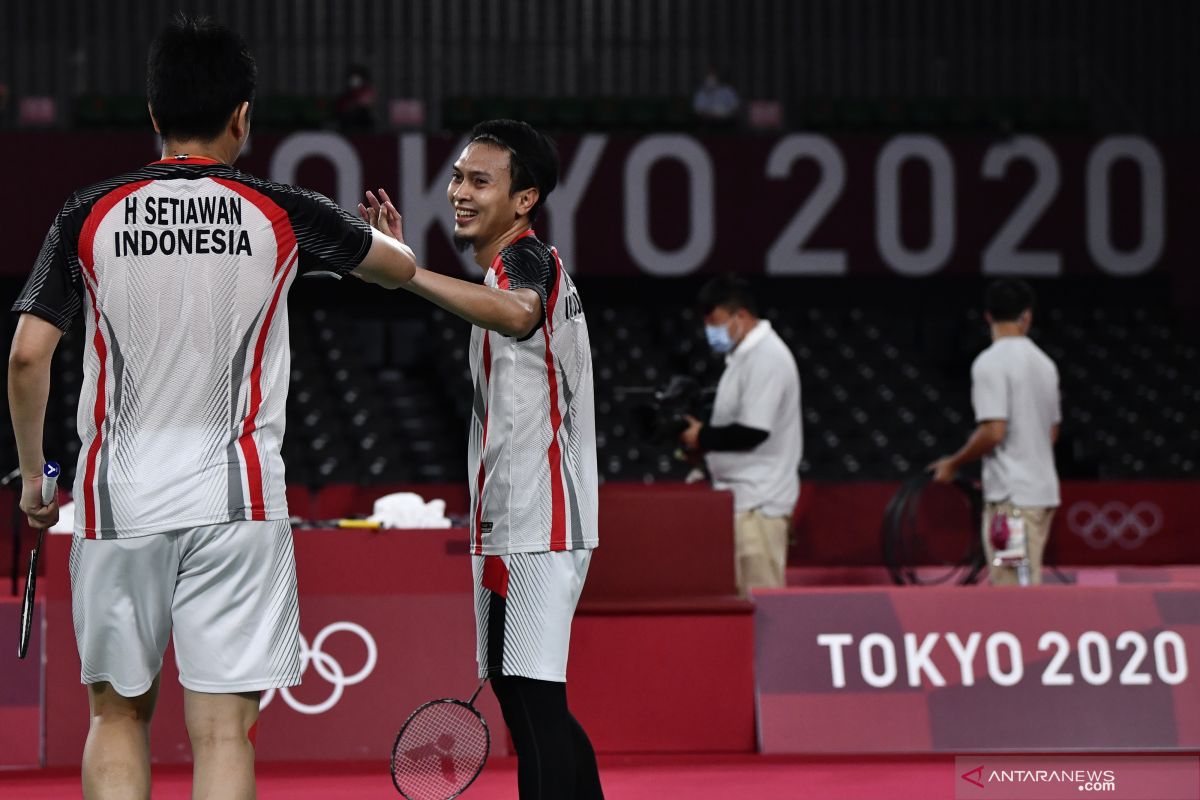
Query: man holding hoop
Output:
[[930, 279, 1061, 585]]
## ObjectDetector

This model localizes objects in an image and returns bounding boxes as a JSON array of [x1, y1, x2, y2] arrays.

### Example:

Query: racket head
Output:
[[391, 697, 490, 800], [17, 541, 40, 660]]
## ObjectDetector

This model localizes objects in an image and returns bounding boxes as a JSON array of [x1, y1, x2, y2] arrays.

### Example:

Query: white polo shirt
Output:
[[705, 320, 802, 517], [971, 336, 1061, 507]]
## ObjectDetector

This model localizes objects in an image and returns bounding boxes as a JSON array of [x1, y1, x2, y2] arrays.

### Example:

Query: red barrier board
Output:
[[754, 585, 1200, 754], [585, 483, 736, 600], [0, 597, 43, 768], [42, 529, 510, 766], [793, 480, 1200, 567], [39, 517, 753, 766], [572, 606, 756, 753], [307, 482, 738, 600]]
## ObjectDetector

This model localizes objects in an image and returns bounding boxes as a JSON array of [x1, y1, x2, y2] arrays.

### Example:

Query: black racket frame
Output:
[[391, 681, 490, 800]]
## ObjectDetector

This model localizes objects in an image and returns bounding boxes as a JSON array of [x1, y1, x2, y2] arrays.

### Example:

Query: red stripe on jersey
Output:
[[490, 229, 536, 290], [150, 156, 221, 165], [215, 178, 296, 279], [77, 180, 152, 537], [473, 332, 492, 555], [492, 256, 510, 290], [543, 249, 568, 550], [213, 178, 298, 519]]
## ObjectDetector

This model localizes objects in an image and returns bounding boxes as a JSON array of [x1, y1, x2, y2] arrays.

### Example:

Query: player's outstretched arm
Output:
[[352, 228, 417, 289], [8, 313, 62, 527], [404, 266, 541, 339], [359, 190, 541, 338]]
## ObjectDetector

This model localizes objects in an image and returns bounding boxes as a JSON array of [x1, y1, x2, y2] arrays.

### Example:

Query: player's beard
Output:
[[453, 234, 473, 253]]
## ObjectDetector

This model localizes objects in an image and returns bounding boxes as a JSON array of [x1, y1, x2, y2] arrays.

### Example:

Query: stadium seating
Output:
[[5, 278, 1196, 496]]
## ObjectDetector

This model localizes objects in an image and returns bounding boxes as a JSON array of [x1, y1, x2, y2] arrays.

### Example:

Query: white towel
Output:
[[367, 492, 452, 529]]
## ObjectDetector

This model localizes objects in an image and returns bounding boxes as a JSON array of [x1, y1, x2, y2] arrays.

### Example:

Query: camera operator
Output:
[[679, 276, 802, 596]]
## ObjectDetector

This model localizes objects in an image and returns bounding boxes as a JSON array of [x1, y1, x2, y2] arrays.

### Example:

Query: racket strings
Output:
[[392, 701, 488, 800]]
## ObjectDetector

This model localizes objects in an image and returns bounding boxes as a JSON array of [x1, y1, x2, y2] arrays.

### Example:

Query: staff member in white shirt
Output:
[[680, 276, 802, 596], [930, 278, 1061, 585]]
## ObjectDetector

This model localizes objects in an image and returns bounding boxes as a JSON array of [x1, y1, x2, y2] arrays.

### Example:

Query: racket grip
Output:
[[337, 519, 382, 530], [41, 461, 60, 506]]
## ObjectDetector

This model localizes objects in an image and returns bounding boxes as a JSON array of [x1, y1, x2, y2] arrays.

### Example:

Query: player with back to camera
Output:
[[361, 118, 604, 799], [8, 14, 415, 799]]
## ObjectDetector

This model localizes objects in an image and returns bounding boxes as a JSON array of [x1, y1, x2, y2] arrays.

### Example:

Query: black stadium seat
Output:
[[15, 282, 1199, 489]]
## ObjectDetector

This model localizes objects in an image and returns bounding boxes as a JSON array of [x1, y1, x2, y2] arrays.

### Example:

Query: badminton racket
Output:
[[17, 461, 58, 660], [391, 681, 490, 799]]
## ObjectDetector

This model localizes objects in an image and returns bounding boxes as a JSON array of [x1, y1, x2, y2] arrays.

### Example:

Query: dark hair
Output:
[[697, 275, 759, 317], [147, 14, 256, 141], [469, 119, 560, 222], [984, 278, 1036, 322]]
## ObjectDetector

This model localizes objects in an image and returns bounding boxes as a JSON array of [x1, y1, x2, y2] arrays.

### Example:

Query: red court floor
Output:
[[0, 755, 953, 799]]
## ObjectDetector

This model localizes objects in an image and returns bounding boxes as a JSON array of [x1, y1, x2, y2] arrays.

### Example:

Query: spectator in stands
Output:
[[334, 63, 377, 131], [359, 119, 604, 800], [692, 67, 740, 126], [679, 276, 802, 596], [8, 15, 414, 799], [930, 278, 1061, 585]]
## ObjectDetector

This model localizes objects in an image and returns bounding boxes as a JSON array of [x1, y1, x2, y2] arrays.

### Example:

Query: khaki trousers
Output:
[[982, 501, 1056, 586], [734, 509, 790, 596]]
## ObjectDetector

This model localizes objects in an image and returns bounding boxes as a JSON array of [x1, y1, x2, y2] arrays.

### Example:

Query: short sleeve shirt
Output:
[[705, 320, 803, 516], [971, 336, 1061, 507], [12, 156, 372, 538], [467, 231, 598, 556]]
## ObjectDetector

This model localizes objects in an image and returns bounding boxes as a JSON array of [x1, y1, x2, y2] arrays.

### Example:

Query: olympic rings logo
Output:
[[1067, 501, 1164, 550], [260, 621, 378, 715]]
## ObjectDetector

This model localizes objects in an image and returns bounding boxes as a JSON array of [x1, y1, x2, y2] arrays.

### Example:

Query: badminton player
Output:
[[7, 15, 414, 799], [362, 119, 604, 799]]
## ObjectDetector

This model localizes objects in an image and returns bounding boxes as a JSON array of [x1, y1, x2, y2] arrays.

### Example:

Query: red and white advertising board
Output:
[[1, 132, 1194, 293], [755, 585, 1200, 753]]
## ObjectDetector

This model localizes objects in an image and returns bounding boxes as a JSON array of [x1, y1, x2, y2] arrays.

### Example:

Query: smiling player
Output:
[[362, 119, 603, 799]]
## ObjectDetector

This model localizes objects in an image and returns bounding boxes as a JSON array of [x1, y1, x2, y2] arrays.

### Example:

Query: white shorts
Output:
[[472, 550, 592, 682], [69, 519, 301, 697]]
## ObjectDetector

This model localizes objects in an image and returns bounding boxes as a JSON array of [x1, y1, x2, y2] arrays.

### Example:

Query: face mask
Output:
[[705, 321, 734, 354]]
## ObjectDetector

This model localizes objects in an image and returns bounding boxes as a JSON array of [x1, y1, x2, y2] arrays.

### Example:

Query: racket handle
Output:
[[337, 519, 382, 530], [41, 461, 60, 506]]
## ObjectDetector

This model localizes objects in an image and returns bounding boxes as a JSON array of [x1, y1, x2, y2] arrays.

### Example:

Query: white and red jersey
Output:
[[467, 231, 598, 555], [13, 156, 372, 538]]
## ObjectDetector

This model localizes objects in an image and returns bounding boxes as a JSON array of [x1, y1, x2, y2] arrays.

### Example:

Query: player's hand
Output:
[[357, 193, 385, 233], [20, 475, 59, 530], [359, 189, 406, 243], [679, 414, 704, 452], [927, 457, 956, 484]]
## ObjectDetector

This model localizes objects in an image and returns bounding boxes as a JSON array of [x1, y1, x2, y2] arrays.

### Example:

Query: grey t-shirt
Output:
[[705, 320, 803, 517], [971, 336, 1061, 507]]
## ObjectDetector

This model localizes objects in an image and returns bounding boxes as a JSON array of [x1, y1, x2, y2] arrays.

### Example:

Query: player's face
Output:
[[448, 142, 520, 249]]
